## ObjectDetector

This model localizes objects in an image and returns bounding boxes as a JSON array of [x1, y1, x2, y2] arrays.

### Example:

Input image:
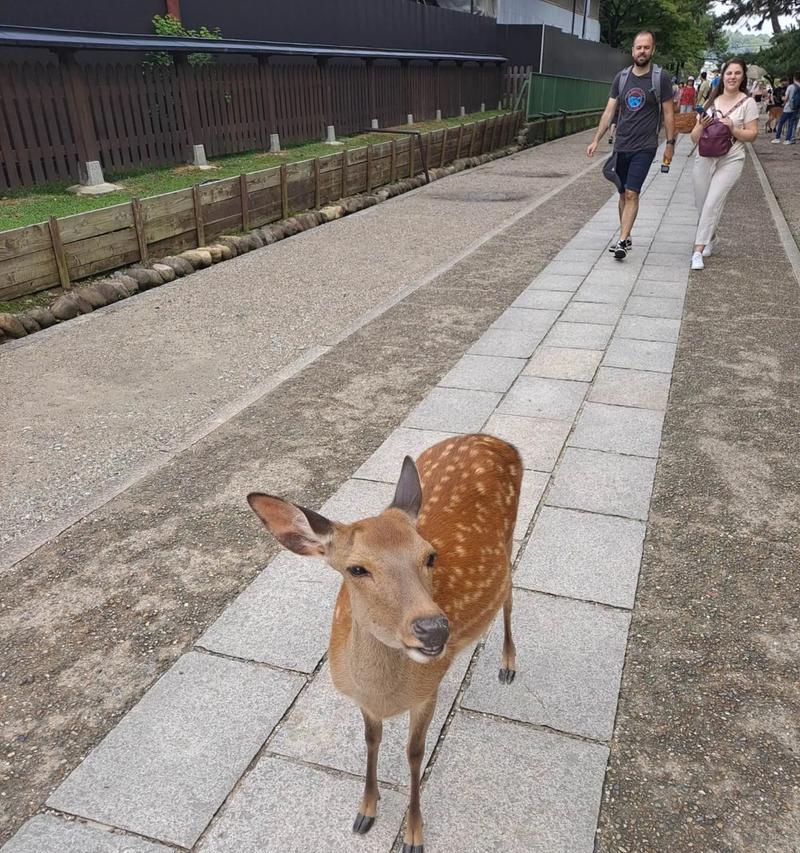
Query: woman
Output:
[[689, 58, 758, 270], [679, 77, 697, 113]]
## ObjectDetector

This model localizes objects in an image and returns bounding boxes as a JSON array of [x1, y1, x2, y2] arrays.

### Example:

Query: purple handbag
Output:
[[698, 97, 747, 157]]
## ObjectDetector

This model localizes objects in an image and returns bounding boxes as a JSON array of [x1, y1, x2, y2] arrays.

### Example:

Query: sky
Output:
[[711, 2, 796, 32]]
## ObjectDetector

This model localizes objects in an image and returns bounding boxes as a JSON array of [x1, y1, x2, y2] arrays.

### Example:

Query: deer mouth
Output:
[[404, 642, 446, 662]]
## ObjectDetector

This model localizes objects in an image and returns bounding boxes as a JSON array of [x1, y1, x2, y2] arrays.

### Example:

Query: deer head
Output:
[[247, 456, 450, 662]]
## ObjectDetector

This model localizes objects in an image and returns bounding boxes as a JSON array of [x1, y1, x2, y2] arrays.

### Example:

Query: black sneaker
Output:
[[608, 237, 632, 253], [613, 241, 627, 260]]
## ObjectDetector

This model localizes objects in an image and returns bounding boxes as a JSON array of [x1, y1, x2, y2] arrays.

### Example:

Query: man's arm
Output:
[[662, 79, 676, 162], [587, 97, 619, 157]]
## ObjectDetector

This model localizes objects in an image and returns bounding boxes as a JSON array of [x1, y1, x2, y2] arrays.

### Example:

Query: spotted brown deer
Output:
[[247, 433, 522, 852]]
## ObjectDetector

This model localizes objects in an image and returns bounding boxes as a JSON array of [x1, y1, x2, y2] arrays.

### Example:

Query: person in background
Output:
[[697, 70, 712, 104], [772, 71, 799, 144], [672, 77, 682, 108], [766, 77, 788, 132], [689, 58, 758, 270], [710, 68, 721, 89], [680, 77, 697, 112], [750, 78, 765, 110]]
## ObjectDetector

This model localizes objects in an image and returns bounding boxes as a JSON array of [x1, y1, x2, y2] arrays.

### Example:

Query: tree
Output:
[[716, 0, 799, 34], [599, 0, 727, 73]]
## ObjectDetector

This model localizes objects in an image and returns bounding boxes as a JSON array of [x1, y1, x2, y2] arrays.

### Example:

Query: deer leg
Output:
[[403, 694, 437, 853], [353, 709, 383, 834], [499, 588, 517, 685]]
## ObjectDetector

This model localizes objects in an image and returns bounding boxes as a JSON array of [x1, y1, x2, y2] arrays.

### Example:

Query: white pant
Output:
[[692, 152, 745, 246]]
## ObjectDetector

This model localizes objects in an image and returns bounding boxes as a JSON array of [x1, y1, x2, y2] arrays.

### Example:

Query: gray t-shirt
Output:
[[610, 67, 674, 153]]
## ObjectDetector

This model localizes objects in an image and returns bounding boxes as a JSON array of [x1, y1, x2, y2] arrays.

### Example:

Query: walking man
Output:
[[587, 31, 675, 259], [772, 71, 799, 145], [697, 70, 712, 104]]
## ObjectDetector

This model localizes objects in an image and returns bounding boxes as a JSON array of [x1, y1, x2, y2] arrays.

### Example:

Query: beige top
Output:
[[702, 95, 759, 157]]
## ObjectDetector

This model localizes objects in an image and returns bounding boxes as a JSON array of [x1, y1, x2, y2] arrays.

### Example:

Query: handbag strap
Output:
[[712, 96, 748, 119]]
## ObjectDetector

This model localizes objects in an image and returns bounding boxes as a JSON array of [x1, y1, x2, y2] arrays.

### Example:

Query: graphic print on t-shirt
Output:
[[626, 88, 647, 111]]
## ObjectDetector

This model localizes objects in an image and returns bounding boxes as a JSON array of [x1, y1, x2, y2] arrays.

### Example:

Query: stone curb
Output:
[[0, 138, 531, 347]]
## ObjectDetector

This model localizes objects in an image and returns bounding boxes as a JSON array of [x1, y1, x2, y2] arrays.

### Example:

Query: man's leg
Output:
[[618, 192, 625, 227], [774, 113, 787, 139], [786, 112, 797, 142], [619, 189, 640, 242]]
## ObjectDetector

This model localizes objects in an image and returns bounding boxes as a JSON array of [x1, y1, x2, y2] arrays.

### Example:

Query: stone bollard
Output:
[[480, 102, 486, 112], [371, 118, 379, 129], [67, 159, 123, 196], [497, 100, 502, 110], [407, 114, 414, 125], [269, 133, 281, 153], [325, 125, 340, 145], [435, 109, 442, 121], [460, 106, 466, 116], [192, 144, 212, 169]]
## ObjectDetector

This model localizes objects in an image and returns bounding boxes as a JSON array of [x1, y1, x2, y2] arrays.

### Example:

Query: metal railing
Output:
[[525, 73, 610, 118]]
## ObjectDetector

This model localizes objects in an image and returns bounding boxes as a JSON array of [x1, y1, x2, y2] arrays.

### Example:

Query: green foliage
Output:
[[145, 14, 222, 68], [599, 0, 727, 71], [731, 28, 800, 78], [716, 0, 799, 34]]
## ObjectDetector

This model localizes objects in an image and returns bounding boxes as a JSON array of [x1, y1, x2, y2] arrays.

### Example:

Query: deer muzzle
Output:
[[410, 615, 450, 657]]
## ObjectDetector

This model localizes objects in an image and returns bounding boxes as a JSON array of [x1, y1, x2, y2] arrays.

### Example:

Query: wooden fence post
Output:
[[130, 198, 148, 264], [239, 173, 250, 231], [192, 184, 205, 245], [439, 126, 448, 167], [314, 157, 321, 208], [409, 137, 414, 177], [366, 144, 373, 193], [280, 163, 289, 218], [456, 123, 464, 160], [47, 216, 71, 291], [341, 150, 348, 197], [390, 139, 397, 182]]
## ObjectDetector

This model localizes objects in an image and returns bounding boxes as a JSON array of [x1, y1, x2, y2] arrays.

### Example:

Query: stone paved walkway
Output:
[[4, 138, 699, 853]]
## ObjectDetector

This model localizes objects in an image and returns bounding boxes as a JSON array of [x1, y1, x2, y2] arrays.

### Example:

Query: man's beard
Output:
[[634, 55, 650, 66]]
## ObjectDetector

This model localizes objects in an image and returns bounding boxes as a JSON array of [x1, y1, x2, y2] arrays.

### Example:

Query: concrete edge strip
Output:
[[746, 141, 800, 285], [0, 149, 603, 576]]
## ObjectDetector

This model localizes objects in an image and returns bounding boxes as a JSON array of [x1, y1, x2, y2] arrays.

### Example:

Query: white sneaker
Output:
[[784, 140, 796, 145], [691, 251, 704, 270], [702, 241, 714, 257], [771, 138, 782, 144]]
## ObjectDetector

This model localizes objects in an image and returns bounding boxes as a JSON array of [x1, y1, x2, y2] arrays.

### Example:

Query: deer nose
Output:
[[411, 615, 450, 649]]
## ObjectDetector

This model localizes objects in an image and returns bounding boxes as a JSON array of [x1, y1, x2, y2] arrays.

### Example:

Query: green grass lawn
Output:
[[0, 109, 510, 232]]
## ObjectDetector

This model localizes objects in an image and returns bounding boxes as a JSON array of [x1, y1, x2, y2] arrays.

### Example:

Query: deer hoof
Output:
[[498, 667, 516, 684], [402, 845, 424, 853], [352, 813, 375, 834]]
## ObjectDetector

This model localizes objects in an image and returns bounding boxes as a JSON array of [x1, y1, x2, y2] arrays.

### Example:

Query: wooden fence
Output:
[[0, 56, 501, 191], [503, 65, 533, 108], [0, 112, 522, 301]]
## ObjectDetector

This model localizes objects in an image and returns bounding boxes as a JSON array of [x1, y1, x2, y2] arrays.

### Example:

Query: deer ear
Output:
[[390, 456, 422, 520], [247, 493, 334, 557]]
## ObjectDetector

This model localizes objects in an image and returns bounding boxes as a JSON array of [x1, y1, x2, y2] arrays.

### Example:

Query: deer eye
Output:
[[426, 552, 437, 569], [348, 565, 370, 577]]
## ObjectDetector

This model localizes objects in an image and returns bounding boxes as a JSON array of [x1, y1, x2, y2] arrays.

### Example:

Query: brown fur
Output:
[[249, 433, 522, 850]]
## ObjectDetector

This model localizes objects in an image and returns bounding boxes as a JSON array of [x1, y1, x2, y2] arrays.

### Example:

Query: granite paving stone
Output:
[[555, 248, 605, 263], [568, 402, 665, 457], [269, 653, 472, 785], [320, 479, 396, 522], [615, 315, 681, 343], [527, 274, 584, 292], [543, 321, 613, 350], [546, 447, 657, 520], [403, 387, 501, 432], [511, 288, 572, 310], [353, 428, 458, 483], [199, 553, 338, 672], [1, 816, 172, 853], [438, 354, 525, 393], [581, 268, 640, 287], [644, 251, 693, 268], [46, 653, 305, 848], [483, 413, 572, 471], [198, 758, 406, 853], [491, 307, 561, 332], [625, 295, 684, 320], [574, 284, 631, 305], [467, 327, 546, 358], [515, 506, 646, 608], [588, 366, 672, 411], [461, 590, 631, 740], [420, 712, 608, 853], [522, 347, 603, 382], [560, 301, 623, 325], [633, 279, 688, 300], [603, 338, 677, 374], [542, 259, 596, 277], [498, 376, 588, 421], [637, 265, 690, 285], [514, 470, 550, 541]]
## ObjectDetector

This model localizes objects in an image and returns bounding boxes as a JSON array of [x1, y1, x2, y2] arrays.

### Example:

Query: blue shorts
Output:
[[615, 149, 657, 194]]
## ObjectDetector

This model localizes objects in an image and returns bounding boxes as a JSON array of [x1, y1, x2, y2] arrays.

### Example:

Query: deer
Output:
[[247, 433, 522, 852]]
